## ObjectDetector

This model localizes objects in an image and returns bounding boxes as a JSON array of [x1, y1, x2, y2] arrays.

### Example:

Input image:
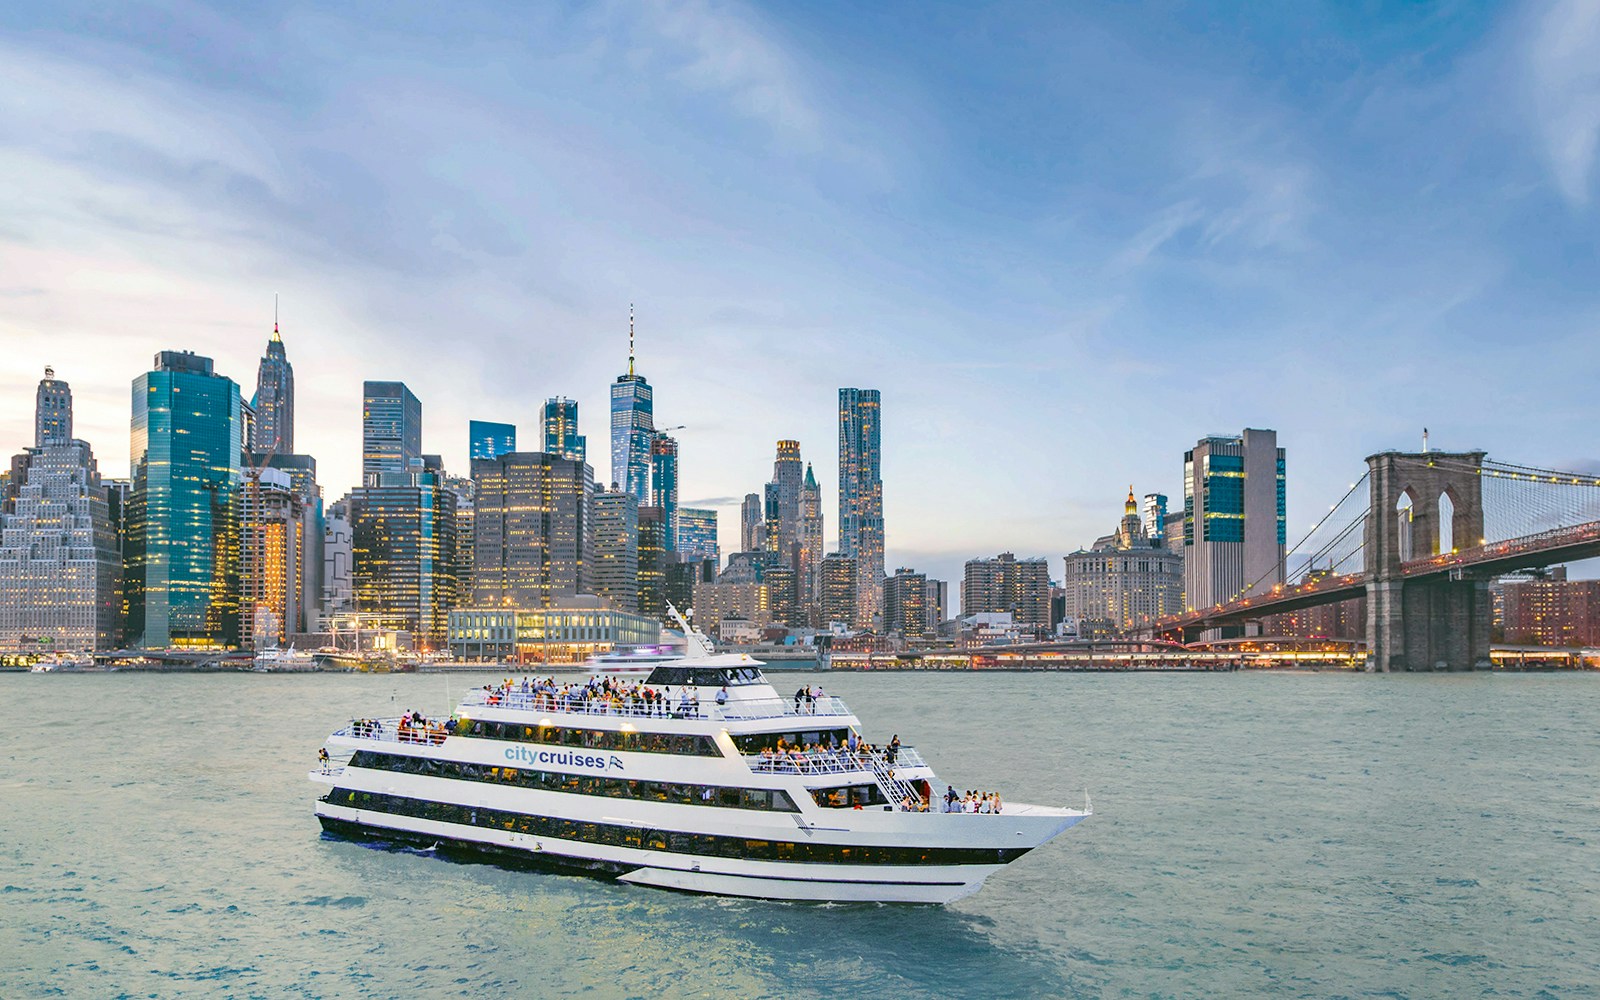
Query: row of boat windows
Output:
[[350, 750, 799, 813], [811, 784, 889, 809], [328, 789, 1030, 867], [456, 719, 722, 757], [731, 729, 852, 754]]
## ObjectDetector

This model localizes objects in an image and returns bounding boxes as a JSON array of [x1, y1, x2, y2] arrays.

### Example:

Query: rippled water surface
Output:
[[3, 670, 1598, 998]]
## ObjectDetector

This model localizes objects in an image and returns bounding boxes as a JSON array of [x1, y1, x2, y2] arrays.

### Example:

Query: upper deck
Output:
[[459, 686, 856, 726]]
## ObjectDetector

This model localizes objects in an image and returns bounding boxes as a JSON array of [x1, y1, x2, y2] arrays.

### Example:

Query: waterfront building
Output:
[[677, 507, 719, 566], [839, 388, 885, 627], [1495, 569, 1600, 647], [126, 350, 243, 648], [471, 452, 592, 610], [446, 599, 660, 663], [610, 308, 655, 504], [1183, 429, 1285, 611], [542, 397, 586, 464], [1062, 488, 1185, 631], [323, 496, 353, 620], [35, 366, 72, 448], [819, 552, 858, 629], [250, 318, 294, 455], [691, 579, 770, 630], [363, 381, 423, 483], [962, 552, 1051, 635], [883, 567, 931, 641], [740, 493, 765, 552], [469, 420, 517, 462], [651, 433, 679, 551], [349, 467, 459, 648], [637, 505, 667, 620], [798, 463, 824, 611], [240, 467, 306, 648], [592, 487, 639, 613], [0, 380, 119, 650]]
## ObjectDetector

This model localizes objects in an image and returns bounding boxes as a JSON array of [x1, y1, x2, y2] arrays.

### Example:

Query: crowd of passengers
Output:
[[752, 732, 904, 773], [480, 676, 721, 717], [348, 712, 448, 745], [894, 787, 1004, 814]]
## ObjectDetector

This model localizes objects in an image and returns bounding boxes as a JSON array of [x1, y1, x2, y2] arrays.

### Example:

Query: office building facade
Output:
[[1063, 489, 1184, 631], [363, 381, 423, 483], [677, 507, 719, 566], [819, 552, 858, 629], [469, 420, 517, 462], [125, 351, 243, 648], [592, 487, 639, 613], [883, 567, 931, 640], [962, 552, 1051, 635], [471, 452, 592, 610], [349, 469, 460, 647], [650, 433, 679, 551], [740, 492, 765, 553], [610, 313, 655, 504], [839, 388, 885, 627], [1183, 428, 1286, 611], [240, 467, 307, 648], [542, 397, 586, 463], [35, 367, 72, 448]]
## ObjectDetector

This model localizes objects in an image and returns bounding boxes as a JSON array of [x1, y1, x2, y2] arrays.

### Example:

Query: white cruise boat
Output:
[[253, 646, 320, 672], [310, 640, 1090, 904]]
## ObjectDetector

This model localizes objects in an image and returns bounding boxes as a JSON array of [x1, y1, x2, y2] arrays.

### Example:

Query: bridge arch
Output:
[[1438, 490, 1456, 554]]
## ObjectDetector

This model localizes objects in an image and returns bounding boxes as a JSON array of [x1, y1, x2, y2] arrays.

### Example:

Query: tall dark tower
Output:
[[34, 366, 73, 448], [251, 300, 295, 454]]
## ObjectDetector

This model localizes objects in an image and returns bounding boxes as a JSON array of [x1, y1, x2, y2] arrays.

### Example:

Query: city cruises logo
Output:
[[504, 746, 625, 772]]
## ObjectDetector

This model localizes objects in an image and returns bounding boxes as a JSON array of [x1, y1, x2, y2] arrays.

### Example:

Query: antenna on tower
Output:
[[273, 292, 281, 341], [628, 303, 635, 377]]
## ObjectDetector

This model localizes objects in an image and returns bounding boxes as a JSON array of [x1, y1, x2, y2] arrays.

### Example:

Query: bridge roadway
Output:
[[1144, 517, 1600, 637]]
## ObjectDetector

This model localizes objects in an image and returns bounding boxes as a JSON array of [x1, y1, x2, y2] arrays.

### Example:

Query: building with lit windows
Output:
[[349, 465, 459, 648], [240, 467, 307, 648], [0, 383, 119, 651], [690, 580, 770, 630], [610, 310, 655, 504], [1183, 429, 1285, 612], [962, 552, 1051, 636], [650, 433, 679, 551], [819, 552, 858, 629], [126, 351, 244, 649], [637, 506, 667, 620], [542, 397, 585, 463], [592, 487, 639, 613], [35, 367, 72, 448], [883, 567, 931, 640], [839, 388, 885, 627], [250, 319, 294, 455], [468, 420, 516, 462], [677, 507, 719, 565], [447, 598, 660, 663], [471, 452, 592, 610], [1062, 489, 1185, 631], [364, 382, 423, 483], [1495, 569, 1600, 647]]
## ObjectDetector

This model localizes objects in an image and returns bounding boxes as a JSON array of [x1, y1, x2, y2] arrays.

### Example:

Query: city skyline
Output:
[[3, 3, 1599, 592]]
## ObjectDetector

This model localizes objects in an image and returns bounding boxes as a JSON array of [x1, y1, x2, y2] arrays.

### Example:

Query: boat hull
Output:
[[314, 802, 1073, 904]]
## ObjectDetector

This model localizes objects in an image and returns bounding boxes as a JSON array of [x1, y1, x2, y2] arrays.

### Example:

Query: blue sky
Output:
[[1, 0, 1597, 590]]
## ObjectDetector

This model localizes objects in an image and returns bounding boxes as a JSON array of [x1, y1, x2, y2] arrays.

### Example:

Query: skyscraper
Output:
[[250, 314, 294, 455], [677, 507, 719, 565], [637, 506, 667, 620], [126, 351, 243, 648], [883, 567, 931, 640], [798, 463, 824, 613], [610, 308, 655, 504], [240, 467, 306, 648], [592, 487, 639, 613], [839, 388, 885, 627], [34, 366, 71, 448], [962, 552, 1051, 635], [1063, 488, 1184, 631], [469, 420, 517, 462], [651, 433, 679, 551], [819, 552, 858, 629], [770, 440, 804, 554], [470, 452, 593, 609], [740, 493, 765, 553], [543, 397, 586, 463], [363, 381, 422, 483], [349, 466, 459, 647], [1183, 428, 1286, 612], [0, 372, 119, 651]]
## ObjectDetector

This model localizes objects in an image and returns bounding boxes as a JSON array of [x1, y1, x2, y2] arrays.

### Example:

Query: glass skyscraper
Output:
[[349, 467, 459, 648], [610, 311, 654, 501], [470, 452, 593, 609], [676, 507, 719, 566], [1182, 428, 1286, 614], [469, 420, 517, 462], [542, 397, 586, 463], [650, 433, 678, 551], [363, 381, 422, 483], [838, 388, 885, 627], [126, 351, 243, 648]]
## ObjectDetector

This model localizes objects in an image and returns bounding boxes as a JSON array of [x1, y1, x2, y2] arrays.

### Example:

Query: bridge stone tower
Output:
[[1364, 451, 1492, 671]]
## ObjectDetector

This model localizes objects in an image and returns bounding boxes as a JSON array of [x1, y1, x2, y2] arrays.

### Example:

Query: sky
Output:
[[1, 0, 1598, 591]]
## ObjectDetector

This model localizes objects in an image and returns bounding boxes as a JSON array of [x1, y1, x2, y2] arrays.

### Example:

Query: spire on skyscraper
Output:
[[628, 303, 635, 378], [272, 293, 281, 343]]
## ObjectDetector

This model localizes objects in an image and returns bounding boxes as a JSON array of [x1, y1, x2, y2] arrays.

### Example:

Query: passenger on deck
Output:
[[715, 685, 729, 706]]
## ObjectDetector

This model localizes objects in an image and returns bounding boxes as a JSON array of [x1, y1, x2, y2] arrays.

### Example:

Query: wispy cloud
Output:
[[1526, 0, 1600, 206]]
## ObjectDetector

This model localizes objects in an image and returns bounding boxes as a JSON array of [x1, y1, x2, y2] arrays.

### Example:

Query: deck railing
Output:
[[746, 746, 927, 775], [459, 688, 854, 723], [331, 718, 447, 745]]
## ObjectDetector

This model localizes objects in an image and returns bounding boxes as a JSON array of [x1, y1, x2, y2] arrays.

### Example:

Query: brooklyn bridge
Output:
[[1134, 450, 1600, 670]]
